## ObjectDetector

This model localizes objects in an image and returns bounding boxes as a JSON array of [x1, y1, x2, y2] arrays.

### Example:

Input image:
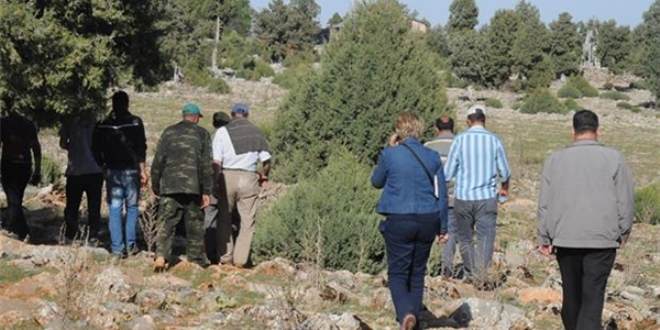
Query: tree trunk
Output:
[[211, 15, 221, 74]]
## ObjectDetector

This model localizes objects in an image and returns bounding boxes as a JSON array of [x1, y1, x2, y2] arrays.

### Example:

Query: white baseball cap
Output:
[[467, 105, 486, 116]]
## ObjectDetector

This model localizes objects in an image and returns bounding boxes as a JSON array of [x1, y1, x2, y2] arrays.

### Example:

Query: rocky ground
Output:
[[2, 76, 660, 329]]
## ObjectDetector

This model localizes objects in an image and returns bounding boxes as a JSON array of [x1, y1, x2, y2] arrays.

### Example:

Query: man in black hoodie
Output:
[[93, 91, 147, 257]]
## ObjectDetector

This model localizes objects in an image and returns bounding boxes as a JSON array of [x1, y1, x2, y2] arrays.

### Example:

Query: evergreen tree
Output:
[[254, 0, 321, 62], [427, 25, 450, 58], [596, 20, 632, 73], [511, 1, 550, 86], [484, 10, 521, 87], [328, 12, 343, 26], [0, 0, 167, 125], [448, 30, 489, 85], [549, 12, 581, 78], [271, 0, 449, 183], [448, 0, 478, 33], [642, 0, 660, 100]]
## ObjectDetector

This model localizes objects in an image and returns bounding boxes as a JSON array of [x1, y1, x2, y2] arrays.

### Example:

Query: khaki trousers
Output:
[[217, 170, 260, 266]]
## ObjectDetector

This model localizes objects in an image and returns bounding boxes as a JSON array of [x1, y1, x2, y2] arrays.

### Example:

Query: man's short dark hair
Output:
[[435, 116, 454, 132], [467, 111, 485, 123], [112, 91, 129, 112], [573, 109, 599, 134]]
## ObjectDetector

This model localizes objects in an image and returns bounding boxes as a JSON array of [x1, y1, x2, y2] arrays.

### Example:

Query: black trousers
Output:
[[1, 162, 32, 239], [64, 173, 103, 240], [556, 247, 616, 330]]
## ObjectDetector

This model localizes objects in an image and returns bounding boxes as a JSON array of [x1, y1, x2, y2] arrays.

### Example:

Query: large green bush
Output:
[[635, 183, 660, 225], [520, 88, 567, 114], [272, 64, 314, 89], [557, 86, 582, 99], [253, 150, 385, 274], [565, 75, 599, 97], [563, 98, 581, 111], [271, 0, 449, 183], [485, 98, 503, 109]]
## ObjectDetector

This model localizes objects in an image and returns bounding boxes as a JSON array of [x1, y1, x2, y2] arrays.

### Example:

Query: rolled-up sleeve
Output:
[[371, 150, 388, 189], [615, 156, 635, 243]]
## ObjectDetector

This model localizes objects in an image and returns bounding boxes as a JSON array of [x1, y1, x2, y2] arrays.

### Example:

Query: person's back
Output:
[[1, 113, 38, 165], [152, 121, 212, 196], [93, 111, 146, 170], [62, 120, 102, 175], [540, 141, 631, 248]]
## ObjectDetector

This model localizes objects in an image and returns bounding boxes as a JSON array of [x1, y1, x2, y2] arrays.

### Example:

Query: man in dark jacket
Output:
[[538, 110, 635, 330], [92, 91, 147, 257], [151, 103, 213, 271]]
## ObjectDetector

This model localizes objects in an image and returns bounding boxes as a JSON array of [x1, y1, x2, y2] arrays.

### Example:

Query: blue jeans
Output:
[[454, 198, 498, 280], [380, 213, 438, 328], [442, 208, 457, 277], [106, 169, 140, 255]]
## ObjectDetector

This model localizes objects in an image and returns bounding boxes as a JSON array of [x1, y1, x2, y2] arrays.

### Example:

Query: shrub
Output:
[[566, 75, 599, 97], [282, 50, 318, 68], [512, 101, 523, 110], [629, 80, 649, 90], [41, 155, 62, 186], [635, 183, 660, 225], [485, 98, 503, 109], [271, 0, 449, 183], [208, 78, 230, 94], [273, 64, 314, 89], [603, 82, 614, 90], [183, 61, 212, 88], [563, 98, 581, 111], [443, 71, 470, 88], [617, 102, 641, 113], [253, 150, 385, 274], [520, 88, 567, 114], [600, 91, 630, 101], [557, 86, 583, 99]]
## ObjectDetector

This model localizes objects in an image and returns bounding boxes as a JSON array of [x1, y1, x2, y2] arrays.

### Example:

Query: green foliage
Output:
[[600, 91, 630, 101], [565, 76, 599, 97], [328, 12, 343, 26], [602, 82, 615, 90], [448, 0, 479, 33], [527, 55, 554, 89], [617, 102, 641, 113], [483, 10, 521, 87], [563, 98, 581, 111], [253, 150, 385, 274], [41, 155, 62, 186], [485, 98, 503, 109], [184, 62, 213, 87], [520, 88, 566, 114], [0, 0, 167, 126], [596, 20, 632, 73], [253, 0, 321, 62], [448, 30, 489, 85], [549, 12, 581, 78], [427, 25, 451, 58], [630, 80, 649, 90], [271, 0, 449, 183], [642, 0, 660, 101], [557, 86, 583, 99], [282, 51, 319, 68], [208, 78, 230, 94], [273, 64, 314, 89], [512, 101, 523, 110], [511, 1, 550, 84], [443, 71, 470, 89], [634, 182, 660, 224]]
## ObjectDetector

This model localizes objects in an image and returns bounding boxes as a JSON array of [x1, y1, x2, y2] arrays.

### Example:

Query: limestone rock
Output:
[[448, 298, 534, 330], [94, 267, 136, 303], [135, 289, 166, 310], [298, 313, 368, 330], [143, 274, 192, 291], [518, 287, 562, 304], [130, 315, 157, 330], [252, 258, 296, 277]]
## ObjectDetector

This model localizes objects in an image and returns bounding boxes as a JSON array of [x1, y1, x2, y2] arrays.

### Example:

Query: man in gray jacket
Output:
[[537, 110, 634, 330]]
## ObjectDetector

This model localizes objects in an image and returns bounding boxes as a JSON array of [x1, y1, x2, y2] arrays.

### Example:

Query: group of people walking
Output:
[[1, 91, 270, 272], [372, 107, 634, 330]]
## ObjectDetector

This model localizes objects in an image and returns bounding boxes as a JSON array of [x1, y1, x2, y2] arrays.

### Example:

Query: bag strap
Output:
[[400, 142, 434, 186]]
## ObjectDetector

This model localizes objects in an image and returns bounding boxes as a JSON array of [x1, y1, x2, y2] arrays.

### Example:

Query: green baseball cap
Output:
[[213, 111, 231, 128], [182, 103, 203, 117]]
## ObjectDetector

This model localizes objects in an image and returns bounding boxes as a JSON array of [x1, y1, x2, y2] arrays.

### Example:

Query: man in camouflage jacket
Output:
[[151, 103, 213, 270]]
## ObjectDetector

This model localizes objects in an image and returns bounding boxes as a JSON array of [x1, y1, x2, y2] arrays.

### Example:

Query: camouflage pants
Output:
[[155, 194, 208, 265]]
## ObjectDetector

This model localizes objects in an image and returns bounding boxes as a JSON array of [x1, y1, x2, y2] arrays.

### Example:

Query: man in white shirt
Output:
[[212, 103, 271, 268]]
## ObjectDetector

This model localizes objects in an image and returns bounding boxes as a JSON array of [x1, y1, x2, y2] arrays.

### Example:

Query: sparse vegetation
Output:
[[635, 182, 660, 224], [617, 102, 642, 113], [557, 86, 582, 99], [485, 98, 504, 109], [564, 75, 599, 97], [600, 91, 630, 101], [563, 98, 581, 111]]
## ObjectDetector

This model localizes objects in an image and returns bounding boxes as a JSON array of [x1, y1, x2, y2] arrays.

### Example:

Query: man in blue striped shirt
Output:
[[444, 105, 511, 285]]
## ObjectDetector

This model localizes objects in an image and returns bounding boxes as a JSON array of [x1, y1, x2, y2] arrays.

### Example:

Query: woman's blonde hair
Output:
[[396, 111, 425, 139]]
